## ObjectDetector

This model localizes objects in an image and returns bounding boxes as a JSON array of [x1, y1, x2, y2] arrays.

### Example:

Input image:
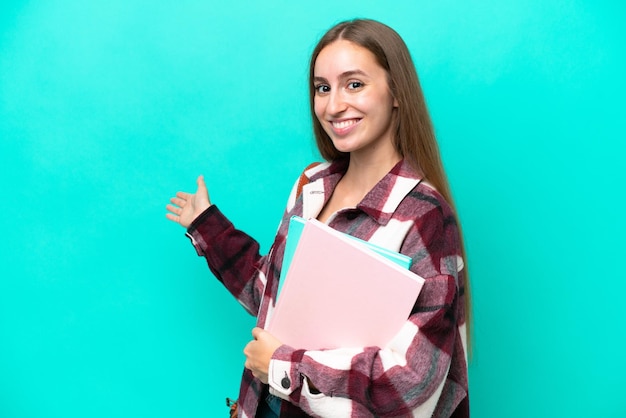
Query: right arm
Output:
[[166, 176, 268, 315], [186, 205, 268, 315]]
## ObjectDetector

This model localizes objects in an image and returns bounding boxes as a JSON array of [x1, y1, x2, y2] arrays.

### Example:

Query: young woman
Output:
[[166, 19, 470, 418]]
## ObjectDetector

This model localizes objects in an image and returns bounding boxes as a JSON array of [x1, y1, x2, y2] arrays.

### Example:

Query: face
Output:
[[313, 39, 398, 158]]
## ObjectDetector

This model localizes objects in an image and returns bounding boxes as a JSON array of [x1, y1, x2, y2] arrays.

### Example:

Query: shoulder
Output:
[[397, 181, 461, 267], [285, 160, 347, 211], [305, 159, 348, 182], [395, 180, 456, 225]]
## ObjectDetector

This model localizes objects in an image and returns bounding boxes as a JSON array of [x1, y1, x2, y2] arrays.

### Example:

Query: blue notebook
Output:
[[278, 216, 412, 299]]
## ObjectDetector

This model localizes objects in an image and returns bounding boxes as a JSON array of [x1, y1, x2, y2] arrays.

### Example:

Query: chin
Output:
[[330, 140, 358, 154]]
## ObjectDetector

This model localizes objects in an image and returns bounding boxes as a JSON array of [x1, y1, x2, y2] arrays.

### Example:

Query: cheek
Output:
[[313, 98, 325, 121], [364, 92, 395, 119]]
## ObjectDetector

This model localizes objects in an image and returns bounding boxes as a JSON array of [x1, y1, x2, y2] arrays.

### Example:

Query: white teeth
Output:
[[332, 119, 357, 129]]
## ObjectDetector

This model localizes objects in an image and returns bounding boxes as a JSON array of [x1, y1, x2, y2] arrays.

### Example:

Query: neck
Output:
[[343, 147, 402, 196]]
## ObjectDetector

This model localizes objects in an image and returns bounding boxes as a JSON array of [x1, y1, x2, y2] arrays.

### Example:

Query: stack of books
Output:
[[266, 216, 425, 350]]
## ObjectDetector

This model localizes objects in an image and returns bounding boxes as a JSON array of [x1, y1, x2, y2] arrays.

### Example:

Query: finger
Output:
[[165, 213, 179, 222], [244, 359, 255, 375], [251, 327, 263, 340], [196, 175, 212, 201], [176, 191, 192, 200], [197, 176, 208, 193], [166, 204, 182, 215], [245, 359, 261, 379], [169, 197, 186, 208], [243, 340, 254, 357]]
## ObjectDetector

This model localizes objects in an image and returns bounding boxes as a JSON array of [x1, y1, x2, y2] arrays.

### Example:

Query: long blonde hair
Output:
[[309, 18, 472, 346]]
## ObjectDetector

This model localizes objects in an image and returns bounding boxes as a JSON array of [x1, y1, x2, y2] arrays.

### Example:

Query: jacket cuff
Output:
[[267, 345, 305, 398], [184, 205, 220, 256]]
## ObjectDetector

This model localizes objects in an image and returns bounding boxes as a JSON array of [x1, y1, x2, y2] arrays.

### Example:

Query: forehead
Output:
[[314, 39, 383, 77]]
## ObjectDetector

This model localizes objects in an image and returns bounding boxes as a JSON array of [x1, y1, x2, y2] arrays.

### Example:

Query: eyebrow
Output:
[[313, 69, 368, 83]]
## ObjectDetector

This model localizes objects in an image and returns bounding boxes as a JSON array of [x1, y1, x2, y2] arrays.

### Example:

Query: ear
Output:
[[393, 97, 399, 108]]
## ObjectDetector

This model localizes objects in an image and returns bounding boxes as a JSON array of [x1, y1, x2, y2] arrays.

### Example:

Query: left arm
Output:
[[244, 205, 466, 416]]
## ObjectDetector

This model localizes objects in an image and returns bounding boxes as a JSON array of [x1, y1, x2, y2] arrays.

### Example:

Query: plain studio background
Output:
[[1, 1, 624, 417]]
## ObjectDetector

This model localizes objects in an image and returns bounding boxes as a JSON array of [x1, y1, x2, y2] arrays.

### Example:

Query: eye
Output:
[[347, 81, 364, 90], [314, 84, 330, 95]]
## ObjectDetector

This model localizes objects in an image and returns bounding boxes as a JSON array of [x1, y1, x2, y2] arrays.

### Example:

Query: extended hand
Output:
[[243, 327, 282, 384], [166, 175, 212, 228]]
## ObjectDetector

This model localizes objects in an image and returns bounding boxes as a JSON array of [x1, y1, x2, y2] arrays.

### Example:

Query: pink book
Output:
[[266, 218, 425, 350]]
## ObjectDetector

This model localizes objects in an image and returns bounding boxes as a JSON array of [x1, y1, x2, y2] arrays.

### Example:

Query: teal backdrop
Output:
[[1, 1, 624, 417]]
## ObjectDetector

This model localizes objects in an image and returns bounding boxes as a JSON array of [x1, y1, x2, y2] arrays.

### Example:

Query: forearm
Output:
[[186, 205, 266, 314]]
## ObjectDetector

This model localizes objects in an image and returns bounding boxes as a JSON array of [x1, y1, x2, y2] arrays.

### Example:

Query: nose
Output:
[[326, 89, 348, 115]]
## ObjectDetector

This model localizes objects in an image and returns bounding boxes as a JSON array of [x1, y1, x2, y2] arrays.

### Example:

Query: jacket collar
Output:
[[304, 159, 423, 225]]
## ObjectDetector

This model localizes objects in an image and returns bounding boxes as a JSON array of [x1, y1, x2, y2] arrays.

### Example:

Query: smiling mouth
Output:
[[331, 119, 359, 129], [329, 118, 361, 135]]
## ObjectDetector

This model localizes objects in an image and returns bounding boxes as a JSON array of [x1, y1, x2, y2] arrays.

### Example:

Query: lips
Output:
[[329, 118, 361, 136]]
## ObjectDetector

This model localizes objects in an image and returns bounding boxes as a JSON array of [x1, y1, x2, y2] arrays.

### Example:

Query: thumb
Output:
[[196, 175, 206, 191], [196, 175, 211, 204], [251, 327, 264, 340]]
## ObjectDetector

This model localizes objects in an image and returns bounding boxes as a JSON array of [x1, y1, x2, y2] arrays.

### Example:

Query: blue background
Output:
[[1, 1, 624, 416]]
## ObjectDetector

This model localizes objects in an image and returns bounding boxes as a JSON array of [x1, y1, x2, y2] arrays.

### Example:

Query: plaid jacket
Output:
[[186, 159, 469, 417]]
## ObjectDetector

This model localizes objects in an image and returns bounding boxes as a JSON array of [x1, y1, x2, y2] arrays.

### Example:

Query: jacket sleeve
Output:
[[184, 174, 303, 316], [185, 205, 268, 315], [266, 205, 465, 416]]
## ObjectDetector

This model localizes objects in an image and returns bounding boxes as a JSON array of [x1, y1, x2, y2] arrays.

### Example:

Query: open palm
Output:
[[166, 175, 212, 228]]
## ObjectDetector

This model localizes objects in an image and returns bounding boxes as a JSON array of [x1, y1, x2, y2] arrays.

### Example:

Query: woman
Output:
[[166, 18, 470, 417]]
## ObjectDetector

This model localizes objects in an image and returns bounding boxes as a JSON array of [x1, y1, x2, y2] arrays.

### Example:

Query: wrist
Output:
[[187, 204, 216, 231]]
